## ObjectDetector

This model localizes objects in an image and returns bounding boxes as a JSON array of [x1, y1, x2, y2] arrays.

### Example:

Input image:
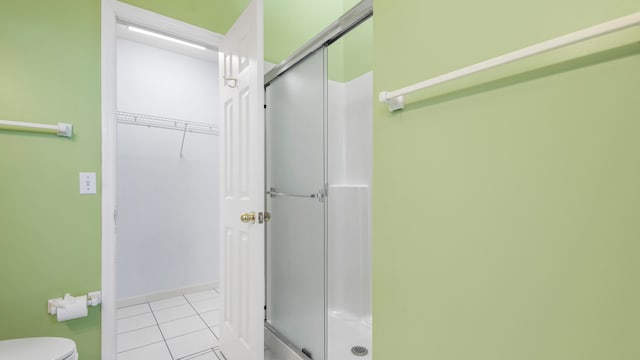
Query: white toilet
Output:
[[0, 337, 78, 360]]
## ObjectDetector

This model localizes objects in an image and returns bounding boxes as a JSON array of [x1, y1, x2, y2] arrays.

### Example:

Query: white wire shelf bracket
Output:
[[379, 11, 640, 112], [115, 111, 219, 135], [0, 120, 73, 137]]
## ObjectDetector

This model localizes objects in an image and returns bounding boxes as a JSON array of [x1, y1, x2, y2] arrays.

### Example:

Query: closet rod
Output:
[[379, 11, 640, 112], [0, 120, 73, 137]]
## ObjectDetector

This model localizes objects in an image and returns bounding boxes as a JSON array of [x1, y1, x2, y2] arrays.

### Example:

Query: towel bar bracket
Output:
[[379, 92, 405, 112]]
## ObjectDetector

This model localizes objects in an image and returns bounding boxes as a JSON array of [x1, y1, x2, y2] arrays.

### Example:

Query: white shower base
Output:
[[328, 311, 372, 360], [265, 311, 372, 360]]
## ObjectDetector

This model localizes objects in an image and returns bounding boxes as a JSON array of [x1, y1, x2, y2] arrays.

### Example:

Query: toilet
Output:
[[0, 337, 78, 360]]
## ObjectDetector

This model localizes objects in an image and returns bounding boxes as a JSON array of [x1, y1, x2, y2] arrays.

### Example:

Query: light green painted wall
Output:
[[264, 0, 343, 64], [120, 0, 250, 34], [328, 1, 373, 83], [342, 17, 372, 82], [341, 0, 372, 82], [373, 1, 640, 360], [329, 19, 373, 83], [0, 0, 102, 358]]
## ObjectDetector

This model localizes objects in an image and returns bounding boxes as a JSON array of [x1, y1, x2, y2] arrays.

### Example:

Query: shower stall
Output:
[[264, 3, 372, 359]]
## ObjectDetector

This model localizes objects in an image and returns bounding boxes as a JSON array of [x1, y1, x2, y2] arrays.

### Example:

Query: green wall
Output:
[[342, 17, 372, 82], [264, 0, 343, 64], [0, 0, 102, 358], [120, 0, 250, 35], [329, 15, 373, 83], [373, 1, 640, 359], [341, 0, 372, 82], [325, 0, 373, 83]]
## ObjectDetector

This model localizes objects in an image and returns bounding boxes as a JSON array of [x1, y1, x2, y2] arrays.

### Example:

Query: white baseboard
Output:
[[117, 281, 219, 308]]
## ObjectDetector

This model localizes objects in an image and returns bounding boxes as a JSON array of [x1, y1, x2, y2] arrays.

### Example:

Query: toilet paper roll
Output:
[[57, 295, 88, 322]]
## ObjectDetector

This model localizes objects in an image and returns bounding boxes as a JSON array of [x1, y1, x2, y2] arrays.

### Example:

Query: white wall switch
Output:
[[79, 172, 97, 194]]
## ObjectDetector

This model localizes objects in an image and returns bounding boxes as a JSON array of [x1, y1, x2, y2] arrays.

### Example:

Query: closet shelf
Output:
[[116, 111, 219, 135]]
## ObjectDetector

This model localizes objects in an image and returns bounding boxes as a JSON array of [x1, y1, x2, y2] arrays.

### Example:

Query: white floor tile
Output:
[[117, 342, 172, 360], [210, 326, 219, 339], [214, 348, 223, 360], [150, 295, 188, 311], [154, 304, 197, 323], [214, 348, 230, 360], [160, 315, 208, 339], [166, 329, 219, 359], [200, 310, 220, 327], [185, 289, 219, 303], [182, 349, 218, 360], [117, 303, 151, 319], [118, 312, 157, 334], [117, 326, 163, 353], [191, 297, 220, 313]]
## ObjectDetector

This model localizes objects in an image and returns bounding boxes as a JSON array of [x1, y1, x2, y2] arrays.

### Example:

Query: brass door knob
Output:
[[240, 212, 256, 224]]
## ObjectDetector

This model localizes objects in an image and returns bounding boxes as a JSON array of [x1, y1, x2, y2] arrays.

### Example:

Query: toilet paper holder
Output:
[[48, 291, 102, 315]]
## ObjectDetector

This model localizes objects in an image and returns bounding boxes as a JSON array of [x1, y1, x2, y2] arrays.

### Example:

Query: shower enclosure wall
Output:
[[326, 70, 373, 360], [264, 19, 373, 360]]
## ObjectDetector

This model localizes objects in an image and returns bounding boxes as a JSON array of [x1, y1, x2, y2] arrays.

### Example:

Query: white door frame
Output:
[[100, 1, 223, 358]]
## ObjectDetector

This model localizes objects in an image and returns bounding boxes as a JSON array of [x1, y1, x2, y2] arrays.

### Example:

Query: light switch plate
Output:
[[79, 172, 96, 194]]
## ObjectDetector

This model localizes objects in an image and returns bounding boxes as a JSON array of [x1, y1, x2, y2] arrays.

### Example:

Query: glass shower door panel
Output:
[[269, 197, 325, 360], [269, 49, 325, 194], [267, 48, 326, 360]]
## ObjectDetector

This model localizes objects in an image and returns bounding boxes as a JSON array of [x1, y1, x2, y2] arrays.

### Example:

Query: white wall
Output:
[[116, 38, 219, 300], [328, 72, 373, 320]]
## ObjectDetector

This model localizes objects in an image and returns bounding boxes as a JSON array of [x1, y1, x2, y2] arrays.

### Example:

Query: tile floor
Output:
[[117, 289, 223, 360]]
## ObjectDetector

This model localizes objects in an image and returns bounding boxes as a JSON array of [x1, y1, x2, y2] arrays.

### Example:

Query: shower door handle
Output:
[[267, 188, 326, 202], [267, 190, 315, 198]]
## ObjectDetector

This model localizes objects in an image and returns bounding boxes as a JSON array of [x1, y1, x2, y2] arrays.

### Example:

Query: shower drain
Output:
[[351, 346, 369, 356]]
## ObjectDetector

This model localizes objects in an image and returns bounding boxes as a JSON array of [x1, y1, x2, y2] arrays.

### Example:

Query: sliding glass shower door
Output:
[[266, 48, 327, 360]]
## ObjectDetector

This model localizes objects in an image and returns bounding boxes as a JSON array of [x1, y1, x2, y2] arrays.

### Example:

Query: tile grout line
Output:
[[117, 339, 166, 355], [212, 349, 222, 360], [151, 297, 217, 315], [216, 348, 228, 360], [116, 302, 152, 320], [117, 290, 220, 359], [118, 301, 188, 320], [117, 323, 159, 336], [156, 312, 206, 326], [151, 301, 193, 313], [180, 348, 216, 360], [150, 299, 178, 360], [165, 327, 214, 342], [185, 289, 220, 341], [168, 292, 218, 359], [117, 304, 164, 355]]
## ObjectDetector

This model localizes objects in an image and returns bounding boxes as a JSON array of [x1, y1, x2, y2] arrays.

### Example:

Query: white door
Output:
[[218, 0, 264, 359]]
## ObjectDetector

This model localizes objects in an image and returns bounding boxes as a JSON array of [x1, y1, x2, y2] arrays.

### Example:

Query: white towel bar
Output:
[[379, 12, 640, 112], [0, 119, 73, 137]]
